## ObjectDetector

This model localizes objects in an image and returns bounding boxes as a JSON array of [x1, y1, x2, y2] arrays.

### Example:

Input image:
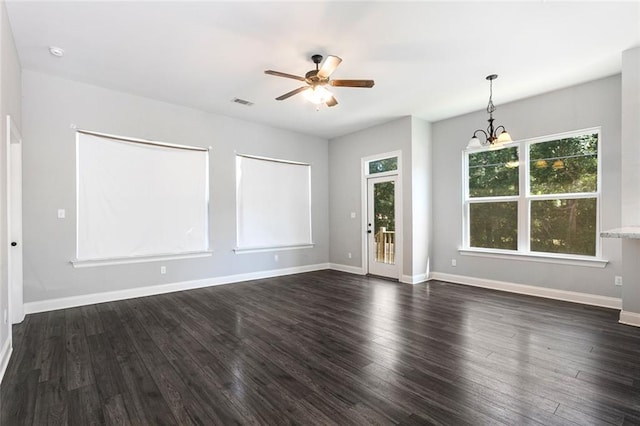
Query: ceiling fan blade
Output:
[[317, 55, 342, 79], [326, 96, 338, 107], [265, 70, 306, 81], [275, 86, 309, 101], [330, 79, 375, 88]]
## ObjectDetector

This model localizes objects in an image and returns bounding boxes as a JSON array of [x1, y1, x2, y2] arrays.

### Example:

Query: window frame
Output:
[[363, 151, 400, 178], [462, 127, 605, 266]]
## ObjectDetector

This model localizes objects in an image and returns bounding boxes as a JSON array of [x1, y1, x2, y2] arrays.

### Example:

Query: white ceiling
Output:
[[5, 1, 640, 139]]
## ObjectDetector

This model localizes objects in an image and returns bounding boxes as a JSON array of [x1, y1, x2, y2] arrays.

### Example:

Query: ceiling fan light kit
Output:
[[468, 74, 513, 149], [303, 86, 333, 105], [265, 54, 374, 108]]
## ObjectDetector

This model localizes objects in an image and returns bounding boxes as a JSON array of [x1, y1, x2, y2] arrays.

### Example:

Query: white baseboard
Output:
[[0, 336, 12, 385], [329, 263, 365, 275], [401, 273, 428, 285], [430, 272, 622, 309], [619, 310, 640, 327], [24, 263, 331, 315]]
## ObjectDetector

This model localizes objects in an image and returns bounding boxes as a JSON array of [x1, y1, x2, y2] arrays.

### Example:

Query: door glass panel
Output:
[[374, 180, 395, 264]]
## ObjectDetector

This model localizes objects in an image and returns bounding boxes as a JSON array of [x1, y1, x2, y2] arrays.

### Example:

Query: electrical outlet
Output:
[[57, 209, 66, 219], [615, 276, 623, 286], [348, 252, 352, 259], [451, 259, 457, 267], [160, 266, 166, 274], [350, 212, 356, 219], [274, 254, 279, 262]]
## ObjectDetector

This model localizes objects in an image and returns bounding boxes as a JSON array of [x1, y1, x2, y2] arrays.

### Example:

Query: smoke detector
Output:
[[48, 46, 65, 57]]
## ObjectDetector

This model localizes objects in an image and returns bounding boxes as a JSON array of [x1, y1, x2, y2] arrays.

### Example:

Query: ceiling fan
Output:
[[264, 54, 375, 107]]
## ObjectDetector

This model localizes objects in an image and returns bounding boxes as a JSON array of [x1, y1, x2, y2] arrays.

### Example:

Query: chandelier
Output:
[[467, 74, 512, 149]]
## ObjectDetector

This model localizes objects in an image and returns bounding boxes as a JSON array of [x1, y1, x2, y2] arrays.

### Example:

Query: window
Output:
[[235, 154, 312, 252], [368, 156, 398, 174], [464, 129, 600, 258], [76, 131, 209, 262]]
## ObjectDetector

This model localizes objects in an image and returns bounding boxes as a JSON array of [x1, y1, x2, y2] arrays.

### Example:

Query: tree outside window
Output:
[[464, 131, 600, 257]]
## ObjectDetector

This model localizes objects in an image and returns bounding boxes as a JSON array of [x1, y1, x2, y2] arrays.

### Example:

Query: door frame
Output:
[[6, 115, 24, 324], [361, 150, 402, 280]]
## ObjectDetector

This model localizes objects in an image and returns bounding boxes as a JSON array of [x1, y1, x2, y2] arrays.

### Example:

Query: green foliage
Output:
[[530, 198, 597, 256], [469, 202, 518, 250], [374, 181, 395, 232], [530, 134, 598, 194], [467, 133, 599, 255], [468, 147, 519, 197], [369, 157, 398, 175]]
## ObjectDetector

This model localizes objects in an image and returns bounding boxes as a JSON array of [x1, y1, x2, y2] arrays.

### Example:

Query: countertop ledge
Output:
[[601, 226, 640, 239]]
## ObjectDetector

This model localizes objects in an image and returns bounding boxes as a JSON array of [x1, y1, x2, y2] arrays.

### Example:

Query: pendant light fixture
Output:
[[467, 74, 512, 149]]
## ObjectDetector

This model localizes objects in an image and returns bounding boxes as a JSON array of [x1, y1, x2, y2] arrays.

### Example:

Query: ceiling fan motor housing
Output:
[[306, 55, 327, 86], [305, 69, 326, 86]]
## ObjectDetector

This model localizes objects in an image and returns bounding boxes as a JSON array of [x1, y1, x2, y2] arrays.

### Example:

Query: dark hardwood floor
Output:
[[2, 270, 640, 425]]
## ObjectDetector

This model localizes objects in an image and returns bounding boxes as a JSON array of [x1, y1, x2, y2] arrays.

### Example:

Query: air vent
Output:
[[231, 98, 254, 106]]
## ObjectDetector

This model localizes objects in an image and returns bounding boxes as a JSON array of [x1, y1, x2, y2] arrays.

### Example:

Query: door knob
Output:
[[11, 242, 17, 247]]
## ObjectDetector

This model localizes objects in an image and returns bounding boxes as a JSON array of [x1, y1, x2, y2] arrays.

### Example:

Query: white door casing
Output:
[[7, 115, 24, 323]]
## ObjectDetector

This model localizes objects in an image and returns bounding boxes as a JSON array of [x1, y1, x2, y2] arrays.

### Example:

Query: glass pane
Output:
[[530, 198, 597, 256], [374, 181, 395, 264], [369, 157, 398, 174], [529, 133, 598, 195], [469, 202, 518, 250], [468, 147, 519, 197]]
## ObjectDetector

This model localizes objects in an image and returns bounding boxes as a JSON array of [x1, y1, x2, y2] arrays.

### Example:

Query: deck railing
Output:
[[375, 229, 395, 264]]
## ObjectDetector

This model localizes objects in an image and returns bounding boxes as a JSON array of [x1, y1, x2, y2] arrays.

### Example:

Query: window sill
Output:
[[458, 248, 608, 268], [71, 251, 213, 268], [234, 244, 314, 254]]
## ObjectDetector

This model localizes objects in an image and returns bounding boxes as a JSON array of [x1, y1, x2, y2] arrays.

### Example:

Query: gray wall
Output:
[[0, 0, 21, 362], [328, 116, 431, 281], [620, 47, 640, 314], [329, 117, 411, 273], [431, 75, 622, 298], [22, 70, 329, 303]]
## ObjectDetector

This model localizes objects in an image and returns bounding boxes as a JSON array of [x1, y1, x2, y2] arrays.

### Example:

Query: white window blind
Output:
[[76, 131, 209, 261], [236, 155, 312, 251]]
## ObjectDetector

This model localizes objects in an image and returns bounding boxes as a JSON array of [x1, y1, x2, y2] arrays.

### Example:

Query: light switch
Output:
[[350, 212, 356, 219], [57, 209, 66, 219]]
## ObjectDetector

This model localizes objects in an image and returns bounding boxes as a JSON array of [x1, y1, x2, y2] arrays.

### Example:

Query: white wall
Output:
[[21, 70, 329, 306], [621, 47, 640, 226], [0, 0, 22, 379], [620, 47, 640, 315], [410, 118, 432, 282], [431, 75, 622, 298], [328, 116, 431, 282]]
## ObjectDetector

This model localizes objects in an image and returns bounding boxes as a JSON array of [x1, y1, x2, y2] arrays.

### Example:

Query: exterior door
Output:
[[7, 115, 23, 323], [367, 175, 399, 279]]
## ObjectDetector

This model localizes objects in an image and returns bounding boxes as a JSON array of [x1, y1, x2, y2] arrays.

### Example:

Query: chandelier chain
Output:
[[486, 78, 496, 115]]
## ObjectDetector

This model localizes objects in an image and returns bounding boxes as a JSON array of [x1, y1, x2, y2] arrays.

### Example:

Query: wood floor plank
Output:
[[37, 310, 67, 384], [67, 383, 104, 426], [102, 394, 131, 426], [65, 308, 95, 391], [2, 270, 640, 425]]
